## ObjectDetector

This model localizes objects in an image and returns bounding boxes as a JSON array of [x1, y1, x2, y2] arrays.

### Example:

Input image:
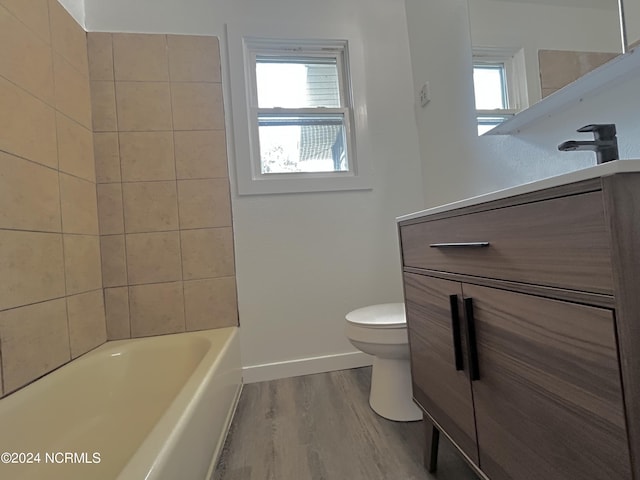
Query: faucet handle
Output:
[[577, 124, 617, 140]]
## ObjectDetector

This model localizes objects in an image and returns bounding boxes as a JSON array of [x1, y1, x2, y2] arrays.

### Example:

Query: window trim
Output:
[[227, 27, 372, 195], [473, 47, 528, 134]]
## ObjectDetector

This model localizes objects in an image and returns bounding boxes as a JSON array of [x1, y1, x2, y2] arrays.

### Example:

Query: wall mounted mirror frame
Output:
[[469, 0, 635, 135]]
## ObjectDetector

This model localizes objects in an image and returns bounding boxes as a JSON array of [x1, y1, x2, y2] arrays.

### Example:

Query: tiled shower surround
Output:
[[0, 2, 237, 398], [0, 0, 104, 397], [89, 32, 238, 341]]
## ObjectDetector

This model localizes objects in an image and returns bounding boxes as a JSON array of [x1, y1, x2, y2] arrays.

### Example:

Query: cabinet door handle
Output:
[[429, 242, 490, 248], [449, 295, 464, 371], [464, 298, 481, 381]]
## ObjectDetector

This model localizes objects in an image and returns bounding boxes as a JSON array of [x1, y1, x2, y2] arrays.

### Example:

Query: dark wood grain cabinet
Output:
[[399, 173, 640, 480]]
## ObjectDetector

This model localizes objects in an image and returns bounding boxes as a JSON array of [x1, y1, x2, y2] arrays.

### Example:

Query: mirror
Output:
[[622, 0, 640, 49], [468, 0, 624, 133]]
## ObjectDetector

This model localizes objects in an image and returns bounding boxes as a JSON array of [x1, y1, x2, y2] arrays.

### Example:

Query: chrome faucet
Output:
[[558, 124, 619, 164]]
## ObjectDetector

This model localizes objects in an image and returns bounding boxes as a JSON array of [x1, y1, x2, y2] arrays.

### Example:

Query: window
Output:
[[254, 54, 349, 174], [473, 48, 527, 135], [228, 34, 371, 195]]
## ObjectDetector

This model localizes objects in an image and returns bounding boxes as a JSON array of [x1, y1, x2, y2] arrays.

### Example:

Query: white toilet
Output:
[[345, 303, 422, 422]]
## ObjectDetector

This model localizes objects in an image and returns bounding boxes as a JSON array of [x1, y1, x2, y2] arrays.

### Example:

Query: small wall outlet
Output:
[[419, 82, 430, 107]]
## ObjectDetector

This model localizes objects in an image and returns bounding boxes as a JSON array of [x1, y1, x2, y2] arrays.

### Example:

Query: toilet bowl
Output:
[[345, 303, 422, 422]]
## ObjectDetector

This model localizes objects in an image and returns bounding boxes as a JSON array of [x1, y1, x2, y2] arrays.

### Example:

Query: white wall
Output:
[[624, 0, 640, 47], [84, 0, 424, 381], [469, 0, 621, 105], [56, 0, 85, 28], [405, 0, 640, 210]]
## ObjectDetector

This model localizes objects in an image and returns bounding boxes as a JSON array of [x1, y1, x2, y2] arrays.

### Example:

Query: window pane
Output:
[[258, 115, 348, 173], [473, 65, 506, 110], [256, 57, 341, 108]]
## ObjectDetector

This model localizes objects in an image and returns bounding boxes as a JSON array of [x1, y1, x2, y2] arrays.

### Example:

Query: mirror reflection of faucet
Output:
[[558, 124, 619, 164]]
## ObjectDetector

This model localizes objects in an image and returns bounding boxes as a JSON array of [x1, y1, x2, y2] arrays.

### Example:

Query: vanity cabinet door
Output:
[[463, 284, 632, 480], [404, 273, 478, 464]]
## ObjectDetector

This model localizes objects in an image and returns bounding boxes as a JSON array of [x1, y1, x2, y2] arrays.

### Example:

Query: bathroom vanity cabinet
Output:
[[397, 166, 640, 480]]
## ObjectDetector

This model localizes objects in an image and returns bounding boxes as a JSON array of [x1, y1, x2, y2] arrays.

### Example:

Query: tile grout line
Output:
[[0, 289, 105, 314], [108, 32, 133, 340], [49, 1, 74, 360], [167, 34, 188, 335], [0, 146, 99, 185], [0, 3, 51, 46]]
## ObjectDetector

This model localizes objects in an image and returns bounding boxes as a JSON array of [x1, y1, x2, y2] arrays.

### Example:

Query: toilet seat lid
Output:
[[345, 303, 406, 328]]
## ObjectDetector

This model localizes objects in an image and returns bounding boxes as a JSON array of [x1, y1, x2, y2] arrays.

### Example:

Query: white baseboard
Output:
[[242, 351, 373, 384]]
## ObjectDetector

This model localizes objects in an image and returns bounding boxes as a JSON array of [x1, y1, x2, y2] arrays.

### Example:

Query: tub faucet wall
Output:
[[89, 33, 238, 340], [0, 1, 106, 397]]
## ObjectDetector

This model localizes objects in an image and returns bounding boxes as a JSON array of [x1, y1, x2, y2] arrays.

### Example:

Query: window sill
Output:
[[237, 172, 372, 195]]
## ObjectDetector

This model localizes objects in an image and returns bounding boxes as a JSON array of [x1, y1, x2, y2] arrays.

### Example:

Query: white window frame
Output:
[[247, 41, 354, 177], [473, 47, 528, 134], [227, 25, 372, 195]]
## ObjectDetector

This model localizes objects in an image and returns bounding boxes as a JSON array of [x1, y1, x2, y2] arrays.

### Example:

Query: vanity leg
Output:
[[424, 415, 440, 473]]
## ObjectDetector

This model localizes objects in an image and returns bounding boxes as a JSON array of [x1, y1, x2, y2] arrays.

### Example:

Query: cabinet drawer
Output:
[[400, 191, 613, 294]]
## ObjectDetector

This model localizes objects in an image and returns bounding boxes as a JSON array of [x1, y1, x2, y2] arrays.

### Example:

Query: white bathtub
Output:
[[0, 327, 242, 480]]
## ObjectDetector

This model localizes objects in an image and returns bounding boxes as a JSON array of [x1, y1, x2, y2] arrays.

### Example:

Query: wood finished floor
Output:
[[213, 367, 478, 480]]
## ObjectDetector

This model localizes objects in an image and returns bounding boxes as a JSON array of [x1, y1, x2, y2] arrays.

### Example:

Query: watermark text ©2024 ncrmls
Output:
[[1, 451, 101, 464]]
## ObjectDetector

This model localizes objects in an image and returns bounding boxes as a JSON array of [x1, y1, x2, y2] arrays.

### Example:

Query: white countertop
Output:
[[397, 159, 640, 222]]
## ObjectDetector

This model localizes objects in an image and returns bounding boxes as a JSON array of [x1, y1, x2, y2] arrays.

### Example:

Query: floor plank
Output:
[[213, 367, 478, 480]]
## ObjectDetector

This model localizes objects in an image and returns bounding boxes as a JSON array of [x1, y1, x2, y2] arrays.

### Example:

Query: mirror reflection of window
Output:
[[472, 48, 526, 135], [467, 0, 623, 126]]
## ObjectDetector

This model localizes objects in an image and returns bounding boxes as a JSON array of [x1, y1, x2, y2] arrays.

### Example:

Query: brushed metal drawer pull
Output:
[[429, 242, 490, 248]]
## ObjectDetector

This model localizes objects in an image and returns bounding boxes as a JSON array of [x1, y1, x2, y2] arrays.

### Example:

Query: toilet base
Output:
[[369, 357, 422, 422]]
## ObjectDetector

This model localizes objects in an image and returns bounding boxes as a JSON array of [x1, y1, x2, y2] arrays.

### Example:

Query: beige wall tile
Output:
[[0, 151, 61, 232], [0, 355, 3, 396], [67, 290, 106, 358], [116, 82, 172, 131], [178, 179, 231, 229], [0, 230, 65, 311], [60, 173, 99, 235], [0, 7, 54, 104], [538, 50, 581, 91], [97, 183, 124, 235], [129, 282, 185, 337], [0, 299, 70, 394], [184, 277, 238, 331], [171, 82, 224, 131], [63, 234, 102, 295], [126, 231, 182, 285], [90, 81, 117, 132], [87, 32, 113, 81], [181, 228, 235, 280], [119, 132, 176, 182], [0, 0, 50, 43], [94, 132, 121, 183], [105, 287, 130, 340], [48, 0, 87, 75], [100, 235, 127, 287], [0, 76, 57, 168], [167, 35, 220, 83], [113, 33, 169, 82], [541, 88, 558, 99], [175, 130, 228, 179], [53, 53, 92, 129], [122, 181, 179, 233], [57, 112, 95, 182]]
